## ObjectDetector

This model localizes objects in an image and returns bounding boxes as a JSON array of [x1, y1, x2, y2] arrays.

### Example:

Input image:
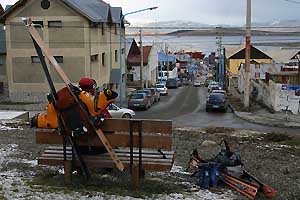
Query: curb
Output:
[[229, 104, 300, 129]]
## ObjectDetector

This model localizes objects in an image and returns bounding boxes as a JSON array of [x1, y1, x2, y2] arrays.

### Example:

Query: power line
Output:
[[284, 0, 300, 4], [5, 23, 300, 30]]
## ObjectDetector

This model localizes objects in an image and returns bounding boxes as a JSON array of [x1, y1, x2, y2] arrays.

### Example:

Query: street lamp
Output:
[[119, 6, 158, 108]]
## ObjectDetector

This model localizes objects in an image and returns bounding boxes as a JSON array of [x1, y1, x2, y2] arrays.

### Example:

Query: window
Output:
[[91, 54, 98, 62], [31, 56, 41, 63], [102, 53, 105, 66], [0, 82, 3, 94], [101, 23, 104, 35], [54, 56, 63, 63], [32, 20, 43, 28], [115, 50, 118, 62], [255, 64, 260, 69], [48, 21, 62, 28], [114, 24, 117, 34], [0, 58, 3, 65]]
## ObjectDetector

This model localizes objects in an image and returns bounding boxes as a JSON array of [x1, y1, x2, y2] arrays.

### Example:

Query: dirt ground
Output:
[[0, 122, 300, 200]]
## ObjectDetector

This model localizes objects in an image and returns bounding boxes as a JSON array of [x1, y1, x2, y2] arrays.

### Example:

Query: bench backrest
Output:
[[36, 118, 173, 150]]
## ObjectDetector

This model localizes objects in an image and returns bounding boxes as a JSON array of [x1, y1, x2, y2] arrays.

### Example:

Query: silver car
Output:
[[155, 83, 168, 95], [108, 103, 135, 118]]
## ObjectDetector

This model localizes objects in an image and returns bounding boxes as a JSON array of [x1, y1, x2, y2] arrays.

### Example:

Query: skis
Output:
[[24, 18, 124, 172], [220, 172, 259, 200]]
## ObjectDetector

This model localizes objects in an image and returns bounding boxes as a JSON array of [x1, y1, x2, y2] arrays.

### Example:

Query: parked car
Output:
[[128, 93, 151, 110], [166, 78, 178, 89], [108, 103, 135, 118], [183, 78, 189, 85], [155, 83, 168, 96], [194, 79, 201, 87], [136, 89, 155, 105], [176, 77, 183, 87], [211, 89, 226, 94], [208, 82, 221, 93], [148, 88, 160, 102], [206, 92, 228, 112], [205, 79, 214, 87]]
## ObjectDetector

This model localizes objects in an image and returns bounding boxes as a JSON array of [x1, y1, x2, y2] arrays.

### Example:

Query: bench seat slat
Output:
[[38, 157, 173, 171]]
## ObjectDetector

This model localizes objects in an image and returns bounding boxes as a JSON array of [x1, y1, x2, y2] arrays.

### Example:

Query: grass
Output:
[[281, 138, 300, 147], [26, 170, 185, 198]]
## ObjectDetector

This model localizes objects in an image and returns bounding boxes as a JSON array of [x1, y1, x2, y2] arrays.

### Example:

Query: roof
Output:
[[127, 46, 152, 66], [228, 45, 272, 60], [125, 38, 140, 58], [224, 44, 245, 58], [0, 4, 4, 15], [0, 0, 124, 24], [110, 7, 121, 23], [4, 5, 12, 11], [0, 26, 6, 54], [158, 51, 176, 62], [267, 48, 299, 63], [63, 0, 109, 23]]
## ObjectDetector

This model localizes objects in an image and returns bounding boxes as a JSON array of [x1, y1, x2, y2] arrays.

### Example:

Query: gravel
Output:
[[0, 123, 299, 200]]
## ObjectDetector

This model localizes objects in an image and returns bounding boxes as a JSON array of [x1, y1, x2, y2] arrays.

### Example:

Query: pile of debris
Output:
[[186, 140, 277, 199]]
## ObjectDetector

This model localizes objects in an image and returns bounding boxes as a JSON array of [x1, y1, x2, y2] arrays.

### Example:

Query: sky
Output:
[[1, 0, 300, 25]]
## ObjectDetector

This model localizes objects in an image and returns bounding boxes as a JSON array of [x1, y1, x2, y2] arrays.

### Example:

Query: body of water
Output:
[[131, 35, 300, 54]]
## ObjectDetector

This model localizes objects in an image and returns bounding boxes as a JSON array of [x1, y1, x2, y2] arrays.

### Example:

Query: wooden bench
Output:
[[35, 118, 174, 187]]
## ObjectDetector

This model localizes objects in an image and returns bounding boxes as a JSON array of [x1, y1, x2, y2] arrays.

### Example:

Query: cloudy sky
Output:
[[1, 0, 300, 25]]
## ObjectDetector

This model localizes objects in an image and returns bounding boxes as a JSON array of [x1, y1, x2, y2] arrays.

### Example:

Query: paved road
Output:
[[134, 85, 299, 134]]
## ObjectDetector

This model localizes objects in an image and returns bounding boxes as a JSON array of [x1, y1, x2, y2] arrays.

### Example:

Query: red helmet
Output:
[[79, 78, 97, 94]]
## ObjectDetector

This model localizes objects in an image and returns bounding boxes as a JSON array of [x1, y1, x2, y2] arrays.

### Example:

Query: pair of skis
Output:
[[220, 171, 277, 200], [23, 18, 124, 177]]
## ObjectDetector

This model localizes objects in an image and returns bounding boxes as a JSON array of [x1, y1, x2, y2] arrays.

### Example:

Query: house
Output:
[[0, 25, 7, 100], [157, 51, 176, 80], [226, 45, 272, 88], [0, 0, 125, 102], [238, 61, 282, 93], [127, 45, 158, 88]]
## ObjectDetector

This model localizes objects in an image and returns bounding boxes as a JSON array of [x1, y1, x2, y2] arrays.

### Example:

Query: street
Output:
[[135, 85, 299, 134]]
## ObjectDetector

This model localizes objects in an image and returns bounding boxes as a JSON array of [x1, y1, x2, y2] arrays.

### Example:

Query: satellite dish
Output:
[[41, 0, 50, 9]]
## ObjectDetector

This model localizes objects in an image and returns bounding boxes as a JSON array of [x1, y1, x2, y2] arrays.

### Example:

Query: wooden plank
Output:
[[35, 119, 172, 135], [36, 131, 172, 150], [44, 147, 175, 156], [95, 128, 124, 171], [42, 151, 174, 160], [38, 157, 173, 171], [40, 153, 173, 164], [101, 119, 172, 135]]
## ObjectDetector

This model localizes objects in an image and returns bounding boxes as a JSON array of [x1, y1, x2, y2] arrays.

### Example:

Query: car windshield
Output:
[[156, 85, 164, 88], [209, 93, 225, 100], [130, 93, 144, 99]]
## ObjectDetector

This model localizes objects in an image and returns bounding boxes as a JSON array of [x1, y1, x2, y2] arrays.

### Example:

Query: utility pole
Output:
[[139, 28, 144, 89], [244, 0, 251, 108], [165, 44, 169, 78], [216, 36, 222, 85]]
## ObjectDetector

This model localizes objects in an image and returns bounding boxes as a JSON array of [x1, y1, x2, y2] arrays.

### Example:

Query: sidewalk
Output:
[[228, 88, 300, 128]]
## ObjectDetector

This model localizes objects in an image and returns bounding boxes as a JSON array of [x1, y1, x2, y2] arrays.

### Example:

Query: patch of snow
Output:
[[0, 125, 19, 130], [171, 165, 192, 175]]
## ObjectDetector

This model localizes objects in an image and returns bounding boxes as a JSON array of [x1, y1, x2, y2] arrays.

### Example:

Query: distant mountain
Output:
[[138, 20, 214, 28], [127, 20, 300, 36]]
